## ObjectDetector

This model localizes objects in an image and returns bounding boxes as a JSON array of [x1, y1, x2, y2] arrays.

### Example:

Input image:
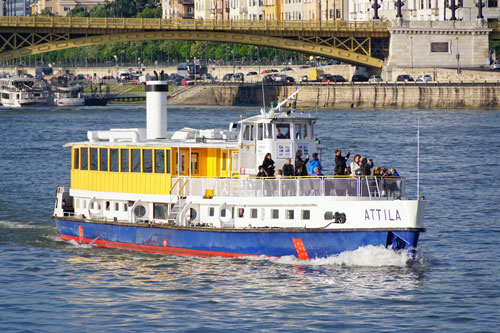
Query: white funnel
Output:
[[146, 80, 168, 139]]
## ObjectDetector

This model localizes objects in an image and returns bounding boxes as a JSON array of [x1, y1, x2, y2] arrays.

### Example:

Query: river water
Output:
[[0, 104, 499, 332]]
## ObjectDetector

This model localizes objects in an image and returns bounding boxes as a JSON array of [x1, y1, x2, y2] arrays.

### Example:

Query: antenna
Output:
[[417, 117, 420, 199]]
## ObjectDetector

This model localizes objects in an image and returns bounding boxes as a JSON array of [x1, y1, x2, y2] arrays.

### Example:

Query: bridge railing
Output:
[[0, 16, 392, 32]]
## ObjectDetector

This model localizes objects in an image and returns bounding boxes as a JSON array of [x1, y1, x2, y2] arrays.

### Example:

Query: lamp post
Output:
[[475, 0, 485, 19], [370, 0, 382, 20], [448, 0, 459, 20], [394, 0, 405, 18], [255, 46, 260, 74]]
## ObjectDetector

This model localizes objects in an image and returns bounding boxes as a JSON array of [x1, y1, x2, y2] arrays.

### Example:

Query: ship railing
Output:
[[171, 176, 404, 199]]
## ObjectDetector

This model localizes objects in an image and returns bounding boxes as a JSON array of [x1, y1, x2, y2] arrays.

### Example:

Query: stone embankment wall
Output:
[[168, 84, 500, 109]]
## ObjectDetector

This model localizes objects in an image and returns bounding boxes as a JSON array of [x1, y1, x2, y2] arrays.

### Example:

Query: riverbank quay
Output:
[[166, 82, 500, 110]]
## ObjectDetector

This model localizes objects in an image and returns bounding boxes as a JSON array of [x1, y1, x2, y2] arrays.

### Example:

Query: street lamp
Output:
[[448, 0, 460, 21], [255, 46, 260, 74], [394, 0, 405, 18], [475, 0, 485, 19], [369, 0, 382, 20]]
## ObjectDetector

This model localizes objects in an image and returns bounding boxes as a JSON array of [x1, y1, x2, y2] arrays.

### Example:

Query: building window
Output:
[[488, 0, 497, 6]]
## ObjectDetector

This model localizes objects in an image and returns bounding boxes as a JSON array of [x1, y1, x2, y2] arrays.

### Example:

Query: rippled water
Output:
[[0, 105, 499, 331]]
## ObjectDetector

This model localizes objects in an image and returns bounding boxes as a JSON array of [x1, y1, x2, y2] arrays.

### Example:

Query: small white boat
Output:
[[53, 87, 85, 107], [0, 76, 46, 107]]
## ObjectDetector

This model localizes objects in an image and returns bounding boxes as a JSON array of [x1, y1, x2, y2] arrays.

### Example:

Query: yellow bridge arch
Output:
[[0, 17, 390, 68]]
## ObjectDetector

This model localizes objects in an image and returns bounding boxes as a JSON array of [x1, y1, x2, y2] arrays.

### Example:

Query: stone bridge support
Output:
[[385, 20, 491, 80]]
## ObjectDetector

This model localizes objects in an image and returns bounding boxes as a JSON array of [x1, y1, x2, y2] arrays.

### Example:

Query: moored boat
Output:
[[0, 76, 46, 107], [53, 78, 425, 259], [53, 86, 85, 107]]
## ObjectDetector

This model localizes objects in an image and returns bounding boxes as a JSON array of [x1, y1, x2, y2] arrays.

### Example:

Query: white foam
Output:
[[0, 220, 48, 229], [271, 245, 415, 267], [66, 239, 95, 249]]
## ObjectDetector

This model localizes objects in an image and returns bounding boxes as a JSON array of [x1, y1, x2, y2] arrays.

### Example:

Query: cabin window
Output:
[[324, 211, 333, 220], [81, 148, 88, 170], [191, 153, 199, 174], [209, 207, 215, 216], [176, 152, 186, 174], [154, 203, 169, 219], [155, 149, 165, 173], [264, 123, 272, 139], [100, 148, 108, 171], [114, 202, 119, 211], [251, 208, 258, 218], [257, 123, 263, 140], [166, 150, 171, 173], [221, 209, 226, 217], [276, 124, 290, 139], [134, 205, 147, 218], [222, 152, 227, 171], [286, 210, 294, 220], [231, 152, 239, 173], [121, 149, 129, 172], [105, 201, 110, 211], [238, 208, 244, 218], [90, 148, 98, 171], [143, 149, 153, 173], [110, 149, 119, 172], [132, 149, 141, 173], [123, 203, 128, 211], [74, 148, 80, 169], [243, 125, 254, 141], [296, 123, 308, 140], [272, 209, 279, 219], [302, 210, 310, 220]]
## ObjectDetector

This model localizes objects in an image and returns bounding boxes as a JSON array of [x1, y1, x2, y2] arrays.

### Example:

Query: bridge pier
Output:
[[385, 20, 491, 79]]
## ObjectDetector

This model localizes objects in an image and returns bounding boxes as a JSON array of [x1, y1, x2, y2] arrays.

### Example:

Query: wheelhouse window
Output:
[[110, 149, 119, 172], [132, 149, 141, 173], [155, 149, 165, 173], [100, 148, 108, 171], [121, 149, 129, 172], [74, 148, 79, 169], [257, 123, 263, 140], [264, 123, 272, 139], [191, 152, 199, 174], [143, 149, 153, 173], [276, 124, 290, 139], [166, 150, 171, 173], [296, 123, 308, 140], [243, 124, 254, 141], [81, 148, 88, 170], [222, 152, 227, 171], [90, 148, 98, 171]]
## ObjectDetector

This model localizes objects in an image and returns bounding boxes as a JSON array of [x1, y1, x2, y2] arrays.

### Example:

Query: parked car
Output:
[[416, 74, 432, 82], [332, 75, 347, 82], [368, 75, 383, 82], [396, 74, 414, 82], [201, 73, 215, 84], [299, 75, 308, 82], [169, 76, 184, 86], [282, 76, 295, 84], [181, 76, 195, 86], [262, 74, 275, 83], [351, 74, 369, 82], [222, 73, 234, 81], [231, 72, 244, 82], [246, 71, 258, 76], [490, 61, 500, 70], [281, 67, 293, 72], [299, 65, 311, 69]]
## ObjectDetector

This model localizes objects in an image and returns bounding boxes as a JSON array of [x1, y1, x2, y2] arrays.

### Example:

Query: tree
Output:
[[67, 7, 90, 17], [39, 8, 55, 16], [136, 7, 162, 18]]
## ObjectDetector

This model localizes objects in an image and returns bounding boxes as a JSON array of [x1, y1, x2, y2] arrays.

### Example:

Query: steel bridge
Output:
[[0, 17, 392, 68]]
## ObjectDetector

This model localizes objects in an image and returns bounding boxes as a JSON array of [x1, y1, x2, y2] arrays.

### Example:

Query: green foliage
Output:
[[67, 7, 90, 17], [39, 8, 55, 16]]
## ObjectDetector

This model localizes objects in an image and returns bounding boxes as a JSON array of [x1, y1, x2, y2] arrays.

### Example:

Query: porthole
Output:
[[324, 211, 333, 220], [134, 205, 147, 218]]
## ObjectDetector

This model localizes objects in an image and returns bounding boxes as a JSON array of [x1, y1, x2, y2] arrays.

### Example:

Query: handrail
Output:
[[177, 178, 190, 196], [168, 177, 181, 194]]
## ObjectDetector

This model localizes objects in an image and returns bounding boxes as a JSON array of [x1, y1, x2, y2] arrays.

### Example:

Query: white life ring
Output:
[[131, 200, 149, 223], [219, 203, 233, 224], [88, 197, 102, 218]]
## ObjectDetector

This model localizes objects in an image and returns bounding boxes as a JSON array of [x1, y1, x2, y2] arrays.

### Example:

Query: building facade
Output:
[[162, 0, 195, 19], [1, 0, 34, 16]]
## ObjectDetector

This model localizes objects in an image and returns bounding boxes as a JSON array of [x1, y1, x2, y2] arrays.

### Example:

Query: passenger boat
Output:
[[53, 86, 85, 107], [53, 79, 425, 259], [0, 76, 46, 107]]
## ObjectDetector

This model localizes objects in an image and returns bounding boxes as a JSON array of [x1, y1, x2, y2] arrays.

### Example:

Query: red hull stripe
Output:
[[59, 234, 262, 258]]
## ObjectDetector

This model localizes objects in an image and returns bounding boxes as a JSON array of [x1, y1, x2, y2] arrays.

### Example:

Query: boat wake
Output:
[[0, 220, 51, 230], [267, 245, 424, 267]]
